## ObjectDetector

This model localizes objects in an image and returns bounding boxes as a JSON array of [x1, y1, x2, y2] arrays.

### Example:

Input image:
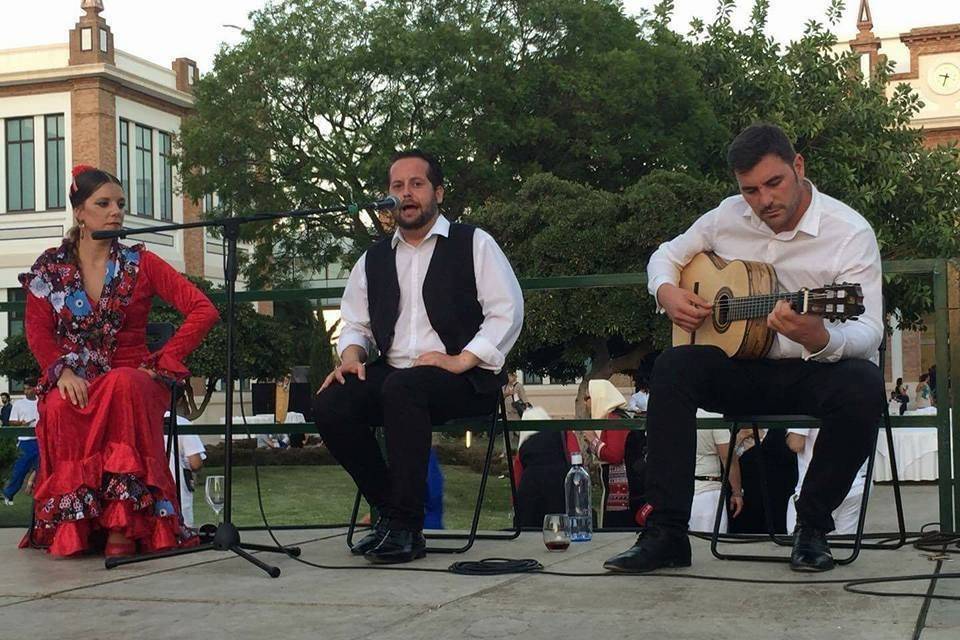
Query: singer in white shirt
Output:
[[313, 150, 523, 564], [604, 123, 884, 575]]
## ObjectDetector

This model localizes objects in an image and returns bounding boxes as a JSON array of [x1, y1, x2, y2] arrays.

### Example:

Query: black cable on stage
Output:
[[449, 558, 543, 576]]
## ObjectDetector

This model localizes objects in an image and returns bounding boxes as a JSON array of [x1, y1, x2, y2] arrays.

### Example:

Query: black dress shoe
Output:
[[364, 528, 426, 564], [790, 521, 835, 572], [350, 517, 390, 556], [603, 524, 691, 573]]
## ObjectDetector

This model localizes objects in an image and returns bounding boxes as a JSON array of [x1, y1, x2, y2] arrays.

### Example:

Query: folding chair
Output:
[[710, 333, 907, 564], [346, 394, 521, 554]]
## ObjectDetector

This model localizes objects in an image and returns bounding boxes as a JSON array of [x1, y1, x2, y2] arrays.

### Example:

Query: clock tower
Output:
[[847, 0, 960, 147]]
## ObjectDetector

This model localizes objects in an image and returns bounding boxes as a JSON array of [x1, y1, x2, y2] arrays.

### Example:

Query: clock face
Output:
[[928, 62, 960, 96]]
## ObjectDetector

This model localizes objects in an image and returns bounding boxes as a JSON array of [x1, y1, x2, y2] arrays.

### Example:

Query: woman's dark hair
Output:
[[726, 123, 797, 174], [919, 373, 928, 382], [69, 165, 121, 209]]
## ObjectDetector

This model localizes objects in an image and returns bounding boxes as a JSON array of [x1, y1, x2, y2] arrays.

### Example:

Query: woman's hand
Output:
[[57, 368, 89, 408]]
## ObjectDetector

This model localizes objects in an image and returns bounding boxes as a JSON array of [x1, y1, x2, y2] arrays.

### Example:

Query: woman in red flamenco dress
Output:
[[20, 165, 219, 558]]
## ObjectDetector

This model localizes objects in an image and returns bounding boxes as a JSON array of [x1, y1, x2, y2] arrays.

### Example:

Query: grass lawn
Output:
[[0, 464, 516, 532]]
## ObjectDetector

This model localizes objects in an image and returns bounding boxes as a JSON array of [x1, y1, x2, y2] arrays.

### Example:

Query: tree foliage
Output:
[[149, 279, 294, 419], [0, 333, 40, 382]]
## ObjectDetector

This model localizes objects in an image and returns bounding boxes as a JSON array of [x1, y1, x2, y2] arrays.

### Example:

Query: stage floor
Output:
[[0, 485, 957, 640]]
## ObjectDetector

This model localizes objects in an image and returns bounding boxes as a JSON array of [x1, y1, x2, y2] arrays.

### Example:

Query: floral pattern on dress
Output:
[[19, 241, 143, 395], [36, 473, 165, 526]]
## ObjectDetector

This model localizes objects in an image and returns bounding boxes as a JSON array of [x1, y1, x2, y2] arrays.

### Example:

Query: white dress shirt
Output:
[[10, 398, 38, 443], [337, 215, 524, 372], [647, 181, 883, 363]]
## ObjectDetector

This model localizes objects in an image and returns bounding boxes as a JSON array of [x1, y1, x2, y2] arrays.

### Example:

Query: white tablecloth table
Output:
[[219, 412, 305, 442], [874, 407, 940, 482]]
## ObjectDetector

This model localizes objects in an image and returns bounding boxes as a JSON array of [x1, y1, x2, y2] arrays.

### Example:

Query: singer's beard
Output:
[[395, 202, 438, 230]]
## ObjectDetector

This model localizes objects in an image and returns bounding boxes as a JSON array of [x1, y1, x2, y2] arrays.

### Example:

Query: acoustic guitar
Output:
[[671, 252, 865, 359]]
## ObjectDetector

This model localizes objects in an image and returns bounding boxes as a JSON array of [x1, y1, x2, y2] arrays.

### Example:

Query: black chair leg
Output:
[[710, 426, 740, 560]]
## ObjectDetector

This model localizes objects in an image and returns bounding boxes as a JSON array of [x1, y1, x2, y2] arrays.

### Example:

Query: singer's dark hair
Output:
[[69, 167, 121, 209], [387, 149, 444, 189], [726, 123, 796, 174]]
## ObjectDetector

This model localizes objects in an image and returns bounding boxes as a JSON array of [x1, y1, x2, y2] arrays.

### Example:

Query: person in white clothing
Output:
[[689, 411, 743, 533], [164, 412, 206, 528], [3, 378, 40, 506], [785, 428, 868, 535]]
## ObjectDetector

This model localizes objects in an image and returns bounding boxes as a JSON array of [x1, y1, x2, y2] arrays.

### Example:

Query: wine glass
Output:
[[205, 475, 225, 524], [542, 514, 570, 551]]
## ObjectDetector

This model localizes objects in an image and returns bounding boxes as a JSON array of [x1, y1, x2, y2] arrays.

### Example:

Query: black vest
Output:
[[365, 223, 504, 395]]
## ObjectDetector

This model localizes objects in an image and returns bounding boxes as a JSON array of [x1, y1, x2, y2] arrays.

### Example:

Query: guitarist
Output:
[[604, 123, 883, 573]]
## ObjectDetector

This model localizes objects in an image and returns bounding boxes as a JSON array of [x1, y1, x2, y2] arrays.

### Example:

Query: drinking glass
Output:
[[205, 475, 225, 524], [542, 514, 570, 551]]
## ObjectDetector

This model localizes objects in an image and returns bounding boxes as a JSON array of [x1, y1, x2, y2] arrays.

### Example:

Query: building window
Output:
[[187, 63, 196, 85], [99, 28, 108, 53], [45, 114, 66, 210], [6, 287, 26, 393], [5, 117, 35, 212], [158, 131, 173, 221], [204, 192, 214, 213], [118, 119, 130, 197], [135, 124, 153, 216], [81, 28, 92, 51]]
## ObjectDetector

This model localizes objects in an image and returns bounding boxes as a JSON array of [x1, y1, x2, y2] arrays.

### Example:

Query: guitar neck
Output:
[[723, 291, 806, 322]]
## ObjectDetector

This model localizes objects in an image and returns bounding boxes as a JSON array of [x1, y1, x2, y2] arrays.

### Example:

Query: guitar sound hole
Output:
[[714, 290, 732, 333]]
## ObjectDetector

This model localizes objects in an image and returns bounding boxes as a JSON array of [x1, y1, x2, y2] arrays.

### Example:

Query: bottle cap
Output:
[[571, 453, 583, 465]]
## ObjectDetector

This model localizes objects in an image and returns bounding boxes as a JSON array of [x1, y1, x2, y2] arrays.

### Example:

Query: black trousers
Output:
[[645, 345, 883, 532], [312, 362, 496, 531]]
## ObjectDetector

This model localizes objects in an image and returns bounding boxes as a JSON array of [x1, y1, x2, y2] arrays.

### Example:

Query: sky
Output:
[[1, 1, 959, 74]]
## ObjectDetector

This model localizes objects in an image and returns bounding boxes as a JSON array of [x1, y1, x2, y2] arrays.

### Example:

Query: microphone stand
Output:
[[101, 199, 393, 577]]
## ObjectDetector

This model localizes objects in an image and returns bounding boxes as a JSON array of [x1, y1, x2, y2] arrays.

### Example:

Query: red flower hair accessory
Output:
[[70, 164, 97, 194]]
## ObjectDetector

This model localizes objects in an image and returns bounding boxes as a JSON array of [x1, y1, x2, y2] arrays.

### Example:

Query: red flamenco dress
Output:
[[19, 241, 219, 556]]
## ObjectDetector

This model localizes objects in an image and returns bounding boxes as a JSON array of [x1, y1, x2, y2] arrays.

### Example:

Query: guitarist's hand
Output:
[[767, 300, 830, 353], [658, 284, 713, 333]]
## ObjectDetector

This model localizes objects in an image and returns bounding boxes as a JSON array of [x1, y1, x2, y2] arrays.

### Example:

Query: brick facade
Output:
[[70, 77, 117, 173]]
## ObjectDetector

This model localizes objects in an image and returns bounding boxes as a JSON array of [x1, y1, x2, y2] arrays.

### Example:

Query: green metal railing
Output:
[[2, 259, 958, 530]]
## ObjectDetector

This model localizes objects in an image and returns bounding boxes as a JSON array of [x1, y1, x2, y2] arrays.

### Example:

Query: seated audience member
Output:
[[914, 374, 932, 410], [786, 429, 868, 535], [625, 378, 650, 415], [580, 379, 644, 528], [730, 428, 798, 535], [513, 406, 579, 528], [688, 410, 743, 533]]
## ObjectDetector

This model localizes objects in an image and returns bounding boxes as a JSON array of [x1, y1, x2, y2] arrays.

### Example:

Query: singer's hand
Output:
[[413, 351, 479, 374], [57, 368, 89, 408]]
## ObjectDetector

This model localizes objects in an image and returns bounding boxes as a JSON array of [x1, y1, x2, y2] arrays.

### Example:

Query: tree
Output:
[[178, 0, 725, 286], [0, 334, 40, 383], [472, 170, 726, 411], [149, 279, 294, 419]]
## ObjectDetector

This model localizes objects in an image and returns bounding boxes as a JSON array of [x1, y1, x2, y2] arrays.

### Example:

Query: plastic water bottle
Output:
[[565, 453, 592, 541]]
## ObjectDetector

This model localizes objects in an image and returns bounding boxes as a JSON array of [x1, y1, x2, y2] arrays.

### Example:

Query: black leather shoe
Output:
[[364, 528, 426, 564], [603, 524, 691, 573], [790, 521, 835, 572], [350, 517, 390, 556]]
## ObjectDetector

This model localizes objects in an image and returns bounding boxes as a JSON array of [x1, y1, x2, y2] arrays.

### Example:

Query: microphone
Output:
[[370, 194, 400, 211]]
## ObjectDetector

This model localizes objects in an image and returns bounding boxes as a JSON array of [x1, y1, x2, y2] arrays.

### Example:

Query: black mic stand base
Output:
[[105, 524, 301, 578]]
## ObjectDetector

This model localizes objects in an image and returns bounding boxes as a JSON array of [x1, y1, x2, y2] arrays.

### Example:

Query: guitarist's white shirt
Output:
[[647, 181, 883, 364]]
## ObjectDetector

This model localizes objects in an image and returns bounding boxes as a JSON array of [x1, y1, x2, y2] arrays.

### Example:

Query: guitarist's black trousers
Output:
[[644, 345, 883, 532]]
